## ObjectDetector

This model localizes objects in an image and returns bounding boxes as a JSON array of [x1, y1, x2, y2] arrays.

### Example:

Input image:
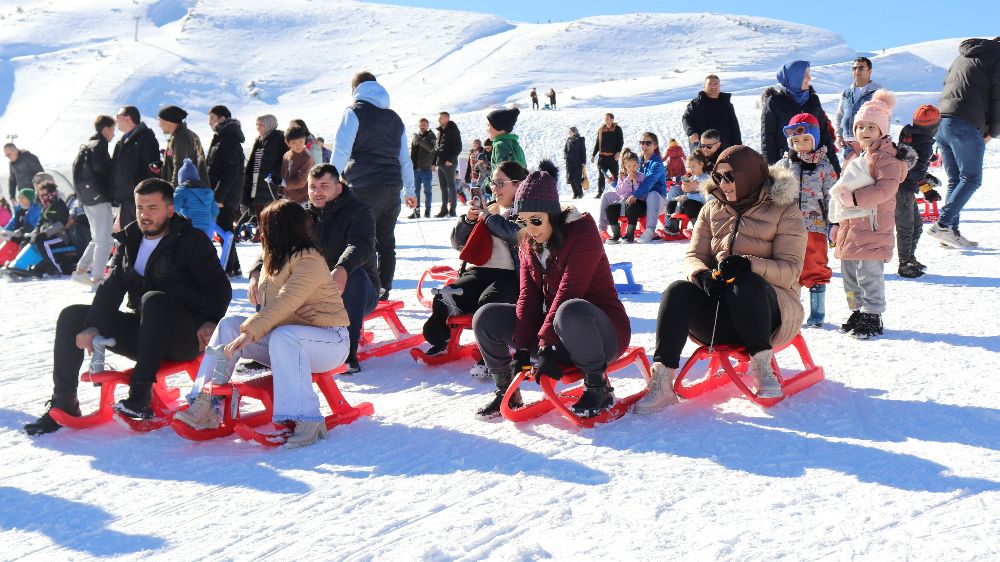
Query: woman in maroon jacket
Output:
[[471, 168, 630, 419]]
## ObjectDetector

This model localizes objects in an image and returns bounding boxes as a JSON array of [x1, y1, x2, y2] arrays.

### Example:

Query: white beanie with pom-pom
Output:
[[854, 89, 896, 137]]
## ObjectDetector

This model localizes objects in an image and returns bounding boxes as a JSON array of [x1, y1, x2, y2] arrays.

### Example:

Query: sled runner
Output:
[[500, 346, 651, 428], [411, 265, 482, 365], [610, 261, 643, 294], [673, 333, 824, 407], [357, 300, 425, 361]]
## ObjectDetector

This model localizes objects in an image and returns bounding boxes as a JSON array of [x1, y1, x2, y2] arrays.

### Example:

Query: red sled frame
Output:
[[500, 346, 651, 428], [357, 300, 425, 361], [410, 265, 482, 365]]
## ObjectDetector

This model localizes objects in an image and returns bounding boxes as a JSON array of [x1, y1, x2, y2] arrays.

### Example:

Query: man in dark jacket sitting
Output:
[[24, 179, 232, 435], [249, 164, 379, 374]]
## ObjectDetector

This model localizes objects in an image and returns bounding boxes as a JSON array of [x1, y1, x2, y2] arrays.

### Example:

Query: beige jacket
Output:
[[241, 248, 348, 341], [684, 165, 807, 348]]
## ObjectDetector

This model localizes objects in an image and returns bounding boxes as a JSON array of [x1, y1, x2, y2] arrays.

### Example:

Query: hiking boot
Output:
[[839, 310, 862, 334], [434, 209, 449, 218], [851, 313, 884, 340], [909, 258, 927, 271], [24, 392, 80, 436], [750, 349, 782, 399], [173, 392, 221, 430], [572, 380, 615, 417], [633, 362, 678, 414], [805, 285, 826, 327], [898, 263, 924, 278], [927, 222, 975, 248], [406, 209, 420, 219], [475, 389, 523, 419], [344, 356, 361, 375], [283, 420, 327, 449]]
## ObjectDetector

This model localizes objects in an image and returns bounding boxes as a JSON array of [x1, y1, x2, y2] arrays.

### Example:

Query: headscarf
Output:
[[713, 145, 768, 212], [257, 114, 278, 138], [777, 60, 811, 106]]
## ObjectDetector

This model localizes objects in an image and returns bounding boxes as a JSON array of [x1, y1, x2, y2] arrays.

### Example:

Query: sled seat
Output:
[[656, 213, 690, 241], [610, 261, 643, 294], [49, 357, 201, 431], [500, 346, 651, 428], [411, 265, 482, 366], [916, 197, 940, 223], [357, 300, 425, 361], [673, 333, 824, 407]]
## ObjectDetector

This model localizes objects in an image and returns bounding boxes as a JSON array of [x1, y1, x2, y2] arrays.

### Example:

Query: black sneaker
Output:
[[571, 382, 615, 417], [113, 398, 154, 420], [24, 394, 80, 436], [851, 313, 884, 340], [424, 343, 448, 356], [475, 390, 523, 419], [898, 263, 924, 278], [344, 357, 361, 375], [909, 258, 927, 271], [236, 360, 268, 373], [839, 310, 863, 334]]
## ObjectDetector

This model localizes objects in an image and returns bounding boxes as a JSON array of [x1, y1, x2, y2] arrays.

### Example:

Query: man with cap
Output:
[[158, 105, 209, 188], [484, 106, 526, 198], [834, 57, 882, 155], [4, 143, 44, 202], [896, 105, 942, 277], [111, 106, 160, 228], [330, 71, 417, 300]]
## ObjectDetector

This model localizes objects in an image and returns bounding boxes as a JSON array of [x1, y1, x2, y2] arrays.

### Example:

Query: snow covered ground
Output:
[[2, 1, 999, 560]]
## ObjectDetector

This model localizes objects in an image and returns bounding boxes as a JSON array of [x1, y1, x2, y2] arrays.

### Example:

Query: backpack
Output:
[[72, 140, 108, 204]]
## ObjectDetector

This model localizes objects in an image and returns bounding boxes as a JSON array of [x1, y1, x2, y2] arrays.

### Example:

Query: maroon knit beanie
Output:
[[512, 170, 560, 215]]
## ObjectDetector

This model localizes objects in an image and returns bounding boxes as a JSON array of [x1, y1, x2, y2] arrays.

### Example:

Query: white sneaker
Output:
[[750, 350, 782, 399], [71, 270, 94, 286], [952, 229, 978, 247], [633, 362, 679, 414], [636, 229, 657, 243], [283, 420, 328, 449], [927, 223, 974, 248], [469, 360, 490, 378]]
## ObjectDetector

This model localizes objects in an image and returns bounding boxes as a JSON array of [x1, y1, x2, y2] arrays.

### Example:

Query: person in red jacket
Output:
[[471, 168, 631, 419], [662, 138, 687, 181]]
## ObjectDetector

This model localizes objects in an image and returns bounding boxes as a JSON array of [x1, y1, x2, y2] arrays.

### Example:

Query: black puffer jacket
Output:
[[564, 134, 586, 184], [74, 134, 113, 206], [207, 119, 246, 209], [435, 120, 463, 166], [937, 38, 1000, 138], [897, 124, 938, 194], [682, 91, 743, 149], [85, 214, 231, 331], [308, 188, 380, 288], [243, 130, 286, 205], [111, 123, 160, 203], [761, 86, 840, 174]]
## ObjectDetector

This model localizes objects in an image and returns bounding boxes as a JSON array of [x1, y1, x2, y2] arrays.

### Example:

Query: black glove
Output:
[[509, 349, 532, 377], [697, 269, 728, 298], [718, 254, 752, 281], [535, 345, 564, 384], [923, 189, 941, 203]]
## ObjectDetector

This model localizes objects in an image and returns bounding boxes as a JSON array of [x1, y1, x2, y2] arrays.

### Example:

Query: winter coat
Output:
[[410, 129, 437, 169], [85, 214, 232, 332], [207, 119, 246, 210], [451, 202, 521, 272], [73, 134, 113, 206], [761, 86, 840, 174], [664, 144, 687, 178], [34, 197, 70, 238], [564, 134, 586, 184], [4, 203, 41, 233], [613, 172, 645, 199], [834, 81, 882, 140], [633, 152, 667, 198], [331, 81, 415, 197], [242, 248, 350, 341], [832, 137, 912, 262], [514, 208, 630, 354], [162, 123, 209, 188], [937, 38, 1000, 138], [173, 183, 219, 240], [547, 90, 556, 105], [291, 188, 379, 290], [487, 134, 526, 191], [591, 124, 624, 157], [464, 147, 485, 184], [243, 130, 287, 206], [897, 124, 936, 194], [775, 151, 836, 234], [0, 206, 10, 229], [111, 123, 160, 203], [435, 121, 463, 166], [686, 166, 806, 348], [7, 150, 44, 195], [682, 92, 743, 149], [281, 149, 315, 204]]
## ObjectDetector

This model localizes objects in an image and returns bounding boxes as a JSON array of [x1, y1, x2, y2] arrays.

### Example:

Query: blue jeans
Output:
[[414, 168, 433, 212], [936, 116, 985, 228], [341, 268, 379, 358]]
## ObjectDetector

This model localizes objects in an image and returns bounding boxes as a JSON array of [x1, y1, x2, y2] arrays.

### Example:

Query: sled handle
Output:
[[90, 337, 117, 374]]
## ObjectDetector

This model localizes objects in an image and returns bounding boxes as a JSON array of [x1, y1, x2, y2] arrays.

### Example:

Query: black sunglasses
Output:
[[711, 170, 737, 184], [638, 140, 655, 146], [700, 142, 718, 149], [515, 216, 544, 227]]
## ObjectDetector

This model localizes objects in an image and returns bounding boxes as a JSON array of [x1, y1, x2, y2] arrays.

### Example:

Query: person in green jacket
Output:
[[485, 107, 526, 199]]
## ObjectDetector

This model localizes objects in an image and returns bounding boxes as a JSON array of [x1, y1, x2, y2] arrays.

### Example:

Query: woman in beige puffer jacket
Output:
[[636, 145, 806, 413]]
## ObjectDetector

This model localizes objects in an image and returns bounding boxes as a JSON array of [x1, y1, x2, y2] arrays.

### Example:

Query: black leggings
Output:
[[606, 200, 647, 236], [423, 266, 518, 347], [653, 272, 781, 368]]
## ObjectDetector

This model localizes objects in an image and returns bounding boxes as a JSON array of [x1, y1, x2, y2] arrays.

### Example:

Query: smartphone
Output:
[[470, 187, 483, 208]]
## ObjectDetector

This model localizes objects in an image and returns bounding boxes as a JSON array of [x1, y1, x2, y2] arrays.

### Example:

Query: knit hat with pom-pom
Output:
[[854, 89, 896, 137]]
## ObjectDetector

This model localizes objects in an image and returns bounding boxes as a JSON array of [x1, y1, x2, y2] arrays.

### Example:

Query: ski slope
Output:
[[1, 1, 999, 560]]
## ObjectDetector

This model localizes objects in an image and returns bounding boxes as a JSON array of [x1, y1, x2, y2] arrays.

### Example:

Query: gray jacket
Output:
[[8, 149, 44, 195]]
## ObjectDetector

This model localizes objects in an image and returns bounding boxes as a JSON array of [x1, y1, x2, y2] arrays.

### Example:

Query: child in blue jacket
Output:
[[173, 158, 219, 240]]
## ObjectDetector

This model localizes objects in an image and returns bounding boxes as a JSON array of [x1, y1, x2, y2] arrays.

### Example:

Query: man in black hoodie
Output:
[[434, 112, 462, 217], [927, 37, 1000, 249], [681, 75, 742, 152], [207, 105, 246, 276], [24, 178, 232, 434]]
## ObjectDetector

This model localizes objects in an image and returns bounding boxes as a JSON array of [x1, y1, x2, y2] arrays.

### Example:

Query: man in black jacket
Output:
[[207, 105, 246, 276], [111, 106, 160, 228], [681, 74, 742, 153], [435, 112, 462, 217], [24, 179, 232, 434], [590, 113, 623, 197], [249, 164, 378, 374], [71, 115, 116, 285]]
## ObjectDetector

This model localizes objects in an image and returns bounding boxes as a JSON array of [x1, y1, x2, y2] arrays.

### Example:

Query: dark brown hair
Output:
[[94, 115, 115, 133], [516, 209, 569, 254], [259, 199, 321, 275], [351, 71, 377, 91]]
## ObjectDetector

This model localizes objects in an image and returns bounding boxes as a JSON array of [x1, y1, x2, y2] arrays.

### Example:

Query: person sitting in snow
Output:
[[172, 158, 219, 241], [3, 182, 78, 277], [0, 187, 41, 263], [697, 129, 723, 170], [23, 178, 231, 435]]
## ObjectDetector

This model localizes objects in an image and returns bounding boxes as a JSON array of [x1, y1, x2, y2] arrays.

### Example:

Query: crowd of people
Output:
[[8, 36, 998, 446]]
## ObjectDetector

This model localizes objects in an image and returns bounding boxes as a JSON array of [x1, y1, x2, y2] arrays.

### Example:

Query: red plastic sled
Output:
[[656, 213, 690, 241], [500, 346, 651, 428], [416, 265, 460, 308], [600, 216, 647, 241], [411, 265, 482, 365], [356, 300, 425, 361], [673, 333, 824, 407], [49, 358, 201, 431]]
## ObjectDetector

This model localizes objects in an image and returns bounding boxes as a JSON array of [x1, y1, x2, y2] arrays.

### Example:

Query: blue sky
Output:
[[372, 0, 996, 51]]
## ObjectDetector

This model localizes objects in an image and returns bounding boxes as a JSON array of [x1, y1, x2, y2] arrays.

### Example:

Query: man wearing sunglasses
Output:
[[834, 57, 881, 154]]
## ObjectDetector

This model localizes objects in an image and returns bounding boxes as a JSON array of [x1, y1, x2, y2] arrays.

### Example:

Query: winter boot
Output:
[[608, 219, 622, 241], [24, 392, 80, 436], [663, 217, 681, 236], [468, 359, 489, 378], [406, 209, 420, 219], [633, 362, 678, 414], [909, 258, 927, 271], [851, 312, 884, 340], [805, 285, 826, 327], [476, 371, 523, 419], [344, 355, 362, 375], [623, 223, 636, 243], [571, 375, 615, 417], [114, 383, 154, 419], [750, 349, 782, 399], [898, 263, 924, 278], [839, 310, 862, 334], [424, 208, 431, 218], [435, 208, 449, 218], [283, 420, 328, 449], [173, 392, 221, 430]]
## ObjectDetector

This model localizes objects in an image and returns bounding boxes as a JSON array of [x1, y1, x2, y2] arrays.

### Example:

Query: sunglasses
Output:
[[851, 66, 868, 71], [783, 125, 811, 138], [700, 142, 718, 149], [491, 178, 519, 189], [711, 170, 737, 184], [638, 140, 655, 146], [515, 216, 544, 227]]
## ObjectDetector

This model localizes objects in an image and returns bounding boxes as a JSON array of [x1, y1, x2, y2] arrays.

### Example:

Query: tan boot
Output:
[[282, 420, 328, 449], [633, 362, 679, 414], [173, 392, 221, 430], [750, 349, 782, 399]]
